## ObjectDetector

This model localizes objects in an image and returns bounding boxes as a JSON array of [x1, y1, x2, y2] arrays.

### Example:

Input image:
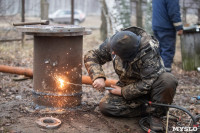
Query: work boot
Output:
[[149, 115, 164, 131]]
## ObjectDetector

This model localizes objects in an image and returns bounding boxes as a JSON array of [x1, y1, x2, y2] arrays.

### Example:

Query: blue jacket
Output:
[[152, 0, 183, 31]]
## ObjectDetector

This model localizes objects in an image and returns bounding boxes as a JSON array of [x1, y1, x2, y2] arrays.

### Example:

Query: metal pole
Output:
[[21, 0, 25, 46], [40, 0, 49, 20], [71, 0, 74, 24], [136, 0, 143, 28]]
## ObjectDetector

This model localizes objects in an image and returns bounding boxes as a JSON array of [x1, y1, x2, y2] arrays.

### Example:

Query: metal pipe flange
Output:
[[36, 117, 62, 129]]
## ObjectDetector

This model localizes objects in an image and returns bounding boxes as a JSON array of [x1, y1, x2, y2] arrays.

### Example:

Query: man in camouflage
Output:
[[84, 26, 178, 131]]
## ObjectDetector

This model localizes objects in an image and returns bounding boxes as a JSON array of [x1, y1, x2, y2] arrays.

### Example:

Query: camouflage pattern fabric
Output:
[[84, 26, 166, 100], [84, 26, 177, 117], [99, 93, 147, 117], [98, 73, 177, 117]]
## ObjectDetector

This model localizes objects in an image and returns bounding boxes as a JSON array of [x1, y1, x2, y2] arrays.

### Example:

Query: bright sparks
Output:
[[54, 75, 68, 90], [58, 77, 65, 88]]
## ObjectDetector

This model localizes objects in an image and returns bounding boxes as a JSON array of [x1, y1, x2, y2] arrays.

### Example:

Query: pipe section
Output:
[[0, 65, 117, 87], [0, 65, 118, 87]]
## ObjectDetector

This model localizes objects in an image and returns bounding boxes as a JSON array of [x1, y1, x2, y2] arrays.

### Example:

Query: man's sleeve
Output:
[[121, 49, 163, 100], [84, 39, 112, 81], [166, 0, 183, 31]]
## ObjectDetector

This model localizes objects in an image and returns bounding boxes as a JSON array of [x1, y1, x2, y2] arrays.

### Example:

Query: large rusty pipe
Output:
[[0, 65, 117, 87], [15, 25, 92, 108]]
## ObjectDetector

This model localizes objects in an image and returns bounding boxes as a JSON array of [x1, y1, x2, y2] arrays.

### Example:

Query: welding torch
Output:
[[105, 87, 114, 90]]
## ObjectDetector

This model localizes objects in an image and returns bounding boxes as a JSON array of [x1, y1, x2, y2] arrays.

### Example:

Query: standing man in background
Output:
[[152, 0, 183, 72]]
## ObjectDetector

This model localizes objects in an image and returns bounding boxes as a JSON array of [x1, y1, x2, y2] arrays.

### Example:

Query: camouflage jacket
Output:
[[84, 27, 166, 100]]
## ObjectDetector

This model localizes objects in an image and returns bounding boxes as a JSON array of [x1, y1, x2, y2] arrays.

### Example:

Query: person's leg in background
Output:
[[153, 30, 176, 72]]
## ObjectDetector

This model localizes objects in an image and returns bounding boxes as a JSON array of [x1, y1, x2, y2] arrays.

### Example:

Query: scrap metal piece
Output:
[[16, 25, 89, 35], [13, 20, 49, 26], [12, 75, 30, 81], [36, 117, 61, 129], [15, 25, 92, 108]]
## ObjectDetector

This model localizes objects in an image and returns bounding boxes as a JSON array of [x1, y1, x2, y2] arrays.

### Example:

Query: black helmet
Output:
[[110, 31, 141, 61]]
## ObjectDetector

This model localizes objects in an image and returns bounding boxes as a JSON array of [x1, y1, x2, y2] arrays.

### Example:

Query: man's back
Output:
[[152, 0, 182, 31]]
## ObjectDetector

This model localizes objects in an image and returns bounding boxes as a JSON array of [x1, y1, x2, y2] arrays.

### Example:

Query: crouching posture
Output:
[[84, 27, 178, 131]]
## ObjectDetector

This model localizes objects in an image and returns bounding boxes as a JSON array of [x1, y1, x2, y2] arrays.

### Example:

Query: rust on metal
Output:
[[33, 35, 83, 108], [15, 25, 92, 108]]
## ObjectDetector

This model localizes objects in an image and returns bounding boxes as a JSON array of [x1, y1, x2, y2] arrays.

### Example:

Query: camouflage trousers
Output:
[[99, 72, 178, 117]]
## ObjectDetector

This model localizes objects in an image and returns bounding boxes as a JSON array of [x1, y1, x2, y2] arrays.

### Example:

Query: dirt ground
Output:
[[0, 16, 200, 133]]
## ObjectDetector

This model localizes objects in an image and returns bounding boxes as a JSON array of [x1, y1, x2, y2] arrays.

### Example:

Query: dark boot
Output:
[[149, 115, 164, 131], [149, 106, 167, 132]]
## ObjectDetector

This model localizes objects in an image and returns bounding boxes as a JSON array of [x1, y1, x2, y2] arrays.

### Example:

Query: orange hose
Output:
[[0, 65, 117, 87]]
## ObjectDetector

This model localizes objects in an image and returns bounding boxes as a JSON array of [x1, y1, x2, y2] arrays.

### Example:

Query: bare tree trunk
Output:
[[144, 0, 153, 34], [100, 0, 108, 41], [100, 0, 131, 39], [182, 0, 187, 24], [198, 1, 200, 23], [136, 0, 143, 28]]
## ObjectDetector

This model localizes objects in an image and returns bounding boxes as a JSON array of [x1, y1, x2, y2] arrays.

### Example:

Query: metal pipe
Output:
[[0, 65, 118, 87], [21, 0, 25, 46], [82, 75, 117, 87], [0, 65, 33, 77], [14, 25, 92, 108], [71, 0, 74, 25], [13, 20, 49, 26]]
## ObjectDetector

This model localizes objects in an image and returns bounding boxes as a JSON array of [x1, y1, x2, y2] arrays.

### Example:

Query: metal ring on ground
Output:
[[36, 117, 62, 129]]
